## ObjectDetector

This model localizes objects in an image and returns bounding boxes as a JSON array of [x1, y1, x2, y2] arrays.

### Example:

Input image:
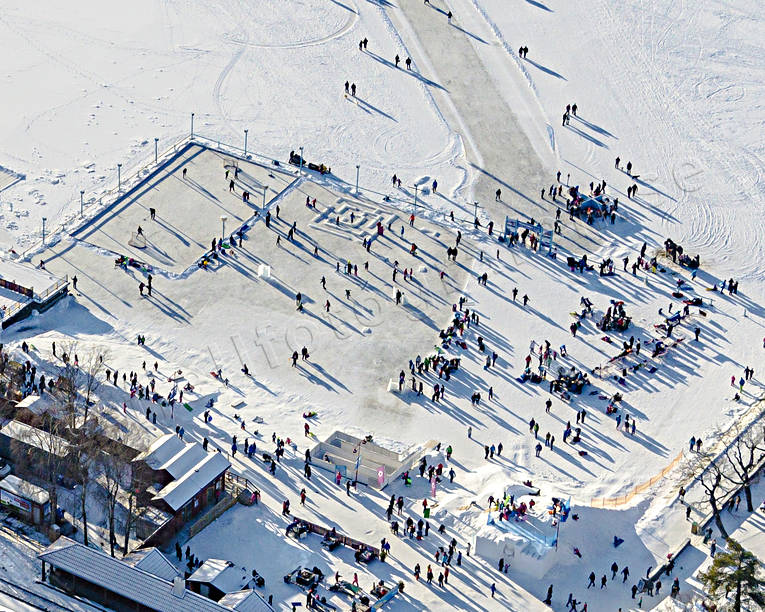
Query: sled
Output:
[[648, 367, 657, 373], [184, 403, 193, 412], [601, 336, 612, 343], [231, 399, 245, 408], [210, 371, 219, 378], [253, 416, 264, 424], [303, 411, 318, 419]]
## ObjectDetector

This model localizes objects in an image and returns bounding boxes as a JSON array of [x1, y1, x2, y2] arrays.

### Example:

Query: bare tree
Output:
[[687, 451, 731, 539], [57, 341, 81, 431], [122, 477, 149, 556], [722, 424, 765, 512], [69, 435, 99, 546], [81, 347, 109, 428], [96, 446, 132, 557], [15, 413, 73, 523]]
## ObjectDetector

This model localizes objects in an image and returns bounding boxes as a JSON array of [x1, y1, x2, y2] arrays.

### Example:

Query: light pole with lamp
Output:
[[154, 138, 159, 164], [117, 164, 122, 192], [244, 129, 248, 157], [220, 215, 227, 241], [190, 112, 195, 138], [355, 164, 360, 195], [474, 201, 479, 222], [413, 184, 419, 216], [299, 146, 304, 177], [42, 217, 47, 245], [80, 190, 85, 217], [262, 185, 268, 210]]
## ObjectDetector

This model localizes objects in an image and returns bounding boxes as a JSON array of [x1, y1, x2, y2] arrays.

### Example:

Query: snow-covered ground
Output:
[[0, 1, 763, 611]]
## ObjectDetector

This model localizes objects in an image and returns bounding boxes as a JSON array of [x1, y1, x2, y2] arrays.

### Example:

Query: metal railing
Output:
[[1, 275, 68, 321], [20, 130, 429, 263]]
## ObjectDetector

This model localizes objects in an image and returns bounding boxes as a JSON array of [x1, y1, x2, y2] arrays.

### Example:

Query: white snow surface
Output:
[[0, 1, 762, 612]]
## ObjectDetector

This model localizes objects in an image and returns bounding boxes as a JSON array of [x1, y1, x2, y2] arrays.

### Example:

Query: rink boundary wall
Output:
[[21, 131, 438, 264]]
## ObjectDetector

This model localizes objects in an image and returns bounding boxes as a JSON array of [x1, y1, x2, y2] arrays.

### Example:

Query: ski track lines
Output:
[[213, 29, 249, 130], [220, 5, 360, 49], [600, 0, 763, 277]]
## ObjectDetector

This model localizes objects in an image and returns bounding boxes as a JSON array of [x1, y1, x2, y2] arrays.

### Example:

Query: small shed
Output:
[[0, 474, 50, 525], [218, 589, 274, 612], [0, 419, 74, 483], [187, 559, 250, 602]]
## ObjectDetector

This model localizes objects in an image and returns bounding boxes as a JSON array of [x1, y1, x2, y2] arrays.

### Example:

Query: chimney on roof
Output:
[[171, 576, 186, 598]]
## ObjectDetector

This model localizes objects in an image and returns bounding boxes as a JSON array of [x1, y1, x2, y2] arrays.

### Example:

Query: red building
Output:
[[132, 434, 229, 537]]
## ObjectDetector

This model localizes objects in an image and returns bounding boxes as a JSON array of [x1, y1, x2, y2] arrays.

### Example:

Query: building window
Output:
[[194, 497, 199, 509], [215, 479, 221, 491]]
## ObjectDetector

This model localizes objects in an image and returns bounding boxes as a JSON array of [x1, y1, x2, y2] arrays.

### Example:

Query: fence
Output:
[[1, 275, 69, 329], [188, 493, 237, 539], [289, 516, 380, 555], [20, 130, 445, 264], [590, 450, 684, 508], [224, 471, 260, 498]]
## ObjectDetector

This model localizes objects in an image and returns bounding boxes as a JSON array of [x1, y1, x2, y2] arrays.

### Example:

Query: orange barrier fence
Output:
[[590, 450, 684, 508]]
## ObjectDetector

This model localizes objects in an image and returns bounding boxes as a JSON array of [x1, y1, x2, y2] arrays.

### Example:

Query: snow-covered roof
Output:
[[0, 419, 71, 457], [0, 474, 49, 505], [152, 452, 229, 511], [133, 433, 186, 470], [0, 259, 62, 296], [218, 589, 274, 612], [188, 559, 249, 594], [158, 443, 208, 479], [123, 547, 179, 581], [37, 537, 235, 612]]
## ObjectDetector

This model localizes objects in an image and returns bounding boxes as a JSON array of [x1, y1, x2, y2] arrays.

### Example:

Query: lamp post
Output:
[[355, 164, 360, 195], [221, 215, 227, 240], [299, 146, 304, 176], [413, 184, 419, 215], [154, 138, 159, 164], [80, 190, 85, 217], [262, 185, 268, 210], [244, 129, 249, 157], [190, 112, 195, 138], [117, 163, 122, 192], [42, 217, 47, 245], [474, 200, 478, 221]]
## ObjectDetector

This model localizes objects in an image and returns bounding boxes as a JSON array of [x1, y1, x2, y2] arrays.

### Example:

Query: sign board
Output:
[[505, 217, 554, 250], [1, 489, 32, 512]]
